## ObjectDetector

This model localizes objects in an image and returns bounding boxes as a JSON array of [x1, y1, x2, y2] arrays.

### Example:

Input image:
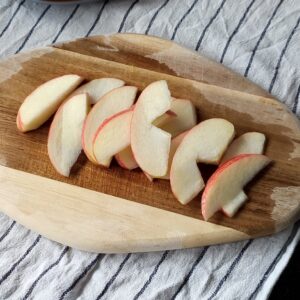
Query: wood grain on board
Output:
[[0, 34, 299, 252]]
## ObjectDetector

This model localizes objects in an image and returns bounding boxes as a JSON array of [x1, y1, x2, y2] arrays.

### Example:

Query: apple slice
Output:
[[115, 147, 138, 170], [131, 80, 172, 177], [160, 98, 197, 137], [48, 93, 90, 177], [220, 132, 266, 164], [68, 78, 125, 104], [146, 131, 188, 181], [93, 108, 133, 167], [170, 118, 235, 205], [202, 154, 271, 220], [17, 74, 83, 132], [115, 110, 176, 170], [82, 86, 137, 163]]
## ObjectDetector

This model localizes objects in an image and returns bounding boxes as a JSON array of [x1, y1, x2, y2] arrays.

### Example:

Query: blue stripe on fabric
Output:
[[15, 5, 51, 54], [292, 84, 300, 113], [171, 0, 199, 40], [133, 251, 169, 300], [0, 235, 41, 286], [207, 240, 253, 300], [85, 0, 110, 37], [96, 253, 131, 300], [52, 5, 80, 44], [0, 221, 16, 243], [248, 222, 300, 300], [145, 0, 170, 35], [268, 16, 300, 93], [0, 0, 26, 39], [171, 247, 209, 299], [59, 254, 102, 300], [118, 0, 139, 33], [195, 0, 228, 50], [244, 0, 285, 77], [22, 247, 69, 300], [220, 0, 257, 63]]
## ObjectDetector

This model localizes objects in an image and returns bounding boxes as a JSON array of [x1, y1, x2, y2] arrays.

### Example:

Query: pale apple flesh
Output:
[[48, 93, 90, 177], [17, 74, 83, 132], [170, 118, 235, 205], [131, 80, 172, 177], [115, 147, 138, 170], [146, 131, 188, 181], [160, 98, 197, 137], [82, 86, 137, 163], [202, 154, 271, 220], [68, 78, 125, 104], [221, 132, 266, 164], [93, 108, 133, 167], [115, 110, 176, 171], [222, 191, 247, 217]]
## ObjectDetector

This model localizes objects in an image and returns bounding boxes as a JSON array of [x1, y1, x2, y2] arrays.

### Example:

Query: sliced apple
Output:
[[146, 131, 188, 181], [82, 86, 137, 163], [131, 80, 172, 177], [93, 108, 133, 167], [68, 78, 125, 104], [170, 118, 235, 205], [153, 110, 176, 126], [202, 154, 271, 220], [220, 132, 266, 164], [48, 93, 90, 177], [115, 110, 176, 171], [160, 98, 197, 136], [115, 147, 138, 170], [17, 74, 83, 132]]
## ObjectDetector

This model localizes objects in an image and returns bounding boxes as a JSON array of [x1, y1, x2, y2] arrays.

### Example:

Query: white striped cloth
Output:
[[0, 0, 299, 299]]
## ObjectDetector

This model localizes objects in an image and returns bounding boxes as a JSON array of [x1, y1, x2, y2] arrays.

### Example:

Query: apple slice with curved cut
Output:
[[82, 86, 137, 163], [131, 80, 172, 177], [115, 110, 176, 171], [68, 78, 124, 104], [160, 98, 197, 136], [170, 118, 235, 205], [202, 154, 271, 220], [93, 108, 133, 167], [220, 132, 266, 164], [17, 74, 83, 132], [48, 93, 90, 177], [146, 131, 188, 181]]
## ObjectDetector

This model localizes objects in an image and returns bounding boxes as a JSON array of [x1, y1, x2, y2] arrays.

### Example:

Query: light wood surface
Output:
[[55, 34, 270, 97], [0, 165, 248, 253], [0, 34, 299, 253]]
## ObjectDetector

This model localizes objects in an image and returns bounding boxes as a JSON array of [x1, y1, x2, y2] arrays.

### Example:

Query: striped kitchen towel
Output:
[[0, 0, 299, 299]]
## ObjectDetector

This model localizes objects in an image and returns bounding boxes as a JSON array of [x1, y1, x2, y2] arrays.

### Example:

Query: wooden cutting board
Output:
[[0, 34, 299, 253]]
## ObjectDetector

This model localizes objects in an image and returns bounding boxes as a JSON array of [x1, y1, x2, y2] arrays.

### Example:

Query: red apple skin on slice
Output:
[[17, 74, 83, 132], [93, 108, 133, 167], [48, 93, 90, 177], [202, 154, 271, 220], [170, 118, 235, 205], [131, 80, 172, 177], [115, 110, 176, 171], [16, 113, 23, 132], [220, 132, 266, 165], [82, 86, 137, 164], [68, 78, 125, 104]]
